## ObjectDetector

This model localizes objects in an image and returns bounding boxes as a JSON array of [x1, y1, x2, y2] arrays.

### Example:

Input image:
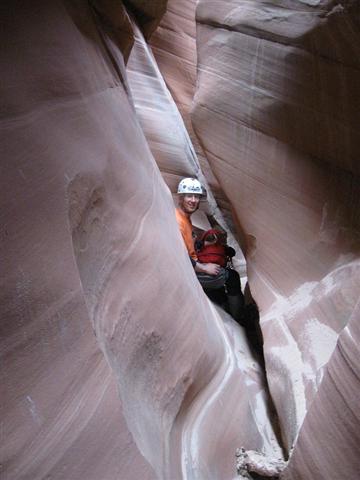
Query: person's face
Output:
[[179, 194, 201, 215]]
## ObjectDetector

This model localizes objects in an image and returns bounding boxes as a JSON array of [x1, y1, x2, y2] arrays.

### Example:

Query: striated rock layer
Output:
[[2, 1, 279, 479], [3, 0, 360, 479], [149, 0, 231, 216], [189, 0, 360, 472], [1, 1, 161, 478], [125, 22, 279, 479], [282, 299, 360, 479]]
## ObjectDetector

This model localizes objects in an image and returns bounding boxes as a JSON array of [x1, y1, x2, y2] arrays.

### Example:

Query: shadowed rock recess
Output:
[[1, 1, 359, 480]]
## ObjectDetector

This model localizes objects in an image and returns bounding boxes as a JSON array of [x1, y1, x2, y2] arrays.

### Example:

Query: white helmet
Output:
[[177, 177, 204, 196]]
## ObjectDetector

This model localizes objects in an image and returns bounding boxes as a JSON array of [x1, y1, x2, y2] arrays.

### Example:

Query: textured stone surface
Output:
[[150, 0, 197, 134], [2, 1, 279, 479], [1, 2, 156, 478], [149, 0, 230, 215], [124, 18, 281, 478], [3, 0, 360, 478], [127, 20, 199, 191], [126, 19, 247, 273], [282, 300, 360, 479], [191, 0, 360, 464]]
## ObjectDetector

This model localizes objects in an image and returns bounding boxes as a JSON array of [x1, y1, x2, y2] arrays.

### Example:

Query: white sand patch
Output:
[[262, 302, 308, 447], [316, 271, 336, 297], [314, 258, 360, 298], [269, 342, 307, 431], [261, 281, 317, 326], [252, 390, 284, 457], [300, 318, 338, 391], [300, 318, 338, 372], [228, 320, 283, 456], [258, 259, 360, 327]]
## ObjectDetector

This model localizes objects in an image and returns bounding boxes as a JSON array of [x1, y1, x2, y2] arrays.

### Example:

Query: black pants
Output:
[[196, 267, 243, 303]]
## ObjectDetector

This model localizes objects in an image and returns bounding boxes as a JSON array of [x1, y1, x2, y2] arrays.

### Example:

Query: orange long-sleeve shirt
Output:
[[175, 207, 198, 261]]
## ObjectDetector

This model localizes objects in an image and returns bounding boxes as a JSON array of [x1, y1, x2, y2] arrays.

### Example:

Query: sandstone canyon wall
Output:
[[1, 2, 159, 479], [2, 1, 279, 479], [189, 0, 360, 474], [2, 1, 360, 479], [148, 0, 360, 467]]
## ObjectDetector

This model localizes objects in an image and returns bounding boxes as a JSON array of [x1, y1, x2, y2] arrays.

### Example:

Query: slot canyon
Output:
[[1, 1, 360, 479]]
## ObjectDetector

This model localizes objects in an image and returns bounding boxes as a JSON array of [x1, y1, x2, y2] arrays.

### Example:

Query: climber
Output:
[[175, 177, 244, 323]]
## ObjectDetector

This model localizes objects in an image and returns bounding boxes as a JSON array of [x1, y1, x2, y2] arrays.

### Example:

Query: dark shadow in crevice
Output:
[[205, 281, 286, 463], [205, 283, 264, 364]]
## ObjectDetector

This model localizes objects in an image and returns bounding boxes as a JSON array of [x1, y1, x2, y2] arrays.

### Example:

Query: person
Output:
[[175, 177, 244, 323]]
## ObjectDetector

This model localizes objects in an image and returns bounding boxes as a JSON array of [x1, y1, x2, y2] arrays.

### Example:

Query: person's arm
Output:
[[189, 255, 221, 276], [194, 261, 221, 276]]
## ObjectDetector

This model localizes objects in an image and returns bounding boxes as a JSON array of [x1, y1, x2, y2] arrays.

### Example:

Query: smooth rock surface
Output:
[[126, 20, 247, 272], [2, 1, 279, 479], [106, 15, 280, 480], [1, 2, 156, 478], [149, 0, 229, 213], [3, 0, 360, 479], [282, 300, 360, 479], [127, 20, 199, 191], [191, 0, 360, 464]]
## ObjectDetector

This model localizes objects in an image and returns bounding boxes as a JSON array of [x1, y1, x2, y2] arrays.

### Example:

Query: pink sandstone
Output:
[[2, 1, 278, 479], [190, 0, 360, 473], [1, 1, 160, 478], [2, 0, 360, 479]]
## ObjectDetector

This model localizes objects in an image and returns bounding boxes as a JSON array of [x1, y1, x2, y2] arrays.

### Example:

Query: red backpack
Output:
[[197, 229, 227, 267]]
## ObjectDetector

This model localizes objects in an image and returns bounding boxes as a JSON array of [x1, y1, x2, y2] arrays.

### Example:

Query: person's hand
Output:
[[196, 262, 221, 276]]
